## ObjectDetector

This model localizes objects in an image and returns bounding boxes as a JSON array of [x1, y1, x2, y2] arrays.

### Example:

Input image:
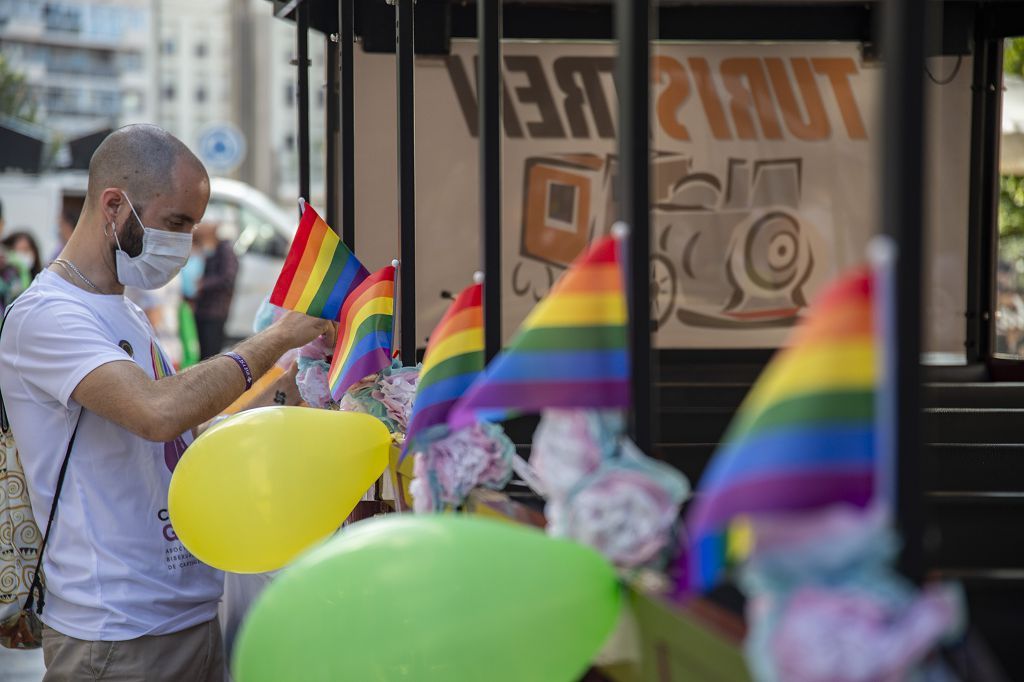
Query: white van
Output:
[[203, 178, 296, 340], [0, 173, 296, 341]]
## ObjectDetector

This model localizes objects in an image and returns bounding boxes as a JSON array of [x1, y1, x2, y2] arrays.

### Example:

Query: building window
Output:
[[284, 134, 295, 151], [43, 4, 82, 33], [162, 39, 175, 55], [120, 52, 142, 72], [284, 83, 294, 108], [163, 84, 175, 101], [195, 87, 207, 104], [122, 91, 143, 115], [195, 42, 207, 58], [95, 91, 119, 116]]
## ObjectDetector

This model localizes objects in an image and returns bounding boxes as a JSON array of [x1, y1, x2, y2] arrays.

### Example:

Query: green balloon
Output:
[[234, 515, 621, 682]]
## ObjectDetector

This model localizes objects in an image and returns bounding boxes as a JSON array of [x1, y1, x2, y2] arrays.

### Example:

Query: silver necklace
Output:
[[54, 258, 102, 293]]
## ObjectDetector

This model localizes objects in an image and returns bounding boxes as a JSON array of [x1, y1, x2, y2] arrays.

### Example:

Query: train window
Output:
[[996, 38, 1024, 357]]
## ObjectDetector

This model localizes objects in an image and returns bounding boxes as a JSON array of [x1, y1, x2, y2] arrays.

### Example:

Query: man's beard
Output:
[[115, 210, 145, 258]]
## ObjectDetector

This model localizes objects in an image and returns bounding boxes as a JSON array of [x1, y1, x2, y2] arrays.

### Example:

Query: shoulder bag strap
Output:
[[23, 416, 80, 615], [0, 301, 83, 615]]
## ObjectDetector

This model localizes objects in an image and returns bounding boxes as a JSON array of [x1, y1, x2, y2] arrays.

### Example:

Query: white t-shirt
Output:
[[125, 281, 183, 367], [0, 270, 222, 641]]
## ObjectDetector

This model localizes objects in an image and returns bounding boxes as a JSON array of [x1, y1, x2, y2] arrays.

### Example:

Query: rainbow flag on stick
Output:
[[402, 279, 484, 460], [328, 265, 396, 401], [685, 269, 877, 591], [270, 203, 369, 320], [448, 235, 629, 430]]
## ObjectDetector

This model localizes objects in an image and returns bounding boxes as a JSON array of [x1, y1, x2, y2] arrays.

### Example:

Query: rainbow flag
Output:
[[685, 269, 876, 591], [448, 236, 628, 430], [402, 281, 484, 460], [328, 265, 396, 401], [270, 204, 369, 320]]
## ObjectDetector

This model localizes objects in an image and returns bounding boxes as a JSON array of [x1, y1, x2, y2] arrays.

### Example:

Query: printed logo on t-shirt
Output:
[[118, 339, 134, 357], [150, 340, 188, 472]]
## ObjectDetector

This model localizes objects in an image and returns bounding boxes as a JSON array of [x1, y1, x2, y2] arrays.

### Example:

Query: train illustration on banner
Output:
[[513, 153, 816, 330]]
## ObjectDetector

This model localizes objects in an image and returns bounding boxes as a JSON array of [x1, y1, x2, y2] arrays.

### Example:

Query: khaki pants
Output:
[[42, 617, 225, 682]]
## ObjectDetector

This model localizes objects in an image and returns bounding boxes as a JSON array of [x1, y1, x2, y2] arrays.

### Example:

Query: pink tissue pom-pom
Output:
[[410, 423, 513, 513], [547, 464, 684, 568], [534, 411, 689, 568], [337, 393, 367, 414], [409, 455, 438, 513], [295, 361, 333, 409], [337, 375, 379, 414], [532, 410, 620, 501], [769, 585, 962, 682], [371, 369, 419, 432], [298, 334, 333, 362], [274, 348, 299, 371]]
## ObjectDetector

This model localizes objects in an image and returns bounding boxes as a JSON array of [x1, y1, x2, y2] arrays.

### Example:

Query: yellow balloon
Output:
[[169, 407, 390, 573]]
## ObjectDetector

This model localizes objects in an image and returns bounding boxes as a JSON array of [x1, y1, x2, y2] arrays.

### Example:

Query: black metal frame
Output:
[[295, 1, 311, 209], [449, 3, 874, 42], [340, 0, 356, 248], [479, 0, 502, 363], [325, 29, 340, 229], [397, 0, 417, 365], [879, 0, 929, 581], [616, 0, 653, 453], [965, 18, 1002, 368]]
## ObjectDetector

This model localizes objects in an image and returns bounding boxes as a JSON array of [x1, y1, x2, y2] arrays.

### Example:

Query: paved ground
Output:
[[0, 647, 45, 681]]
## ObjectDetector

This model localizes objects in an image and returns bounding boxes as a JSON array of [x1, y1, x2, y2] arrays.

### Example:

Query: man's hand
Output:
[[272, 311, 336, 350]]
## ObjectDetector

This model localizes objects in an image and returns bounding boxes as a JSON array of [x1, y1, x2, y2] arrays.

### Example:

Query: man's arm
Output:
[[71, 311, 332, 442]]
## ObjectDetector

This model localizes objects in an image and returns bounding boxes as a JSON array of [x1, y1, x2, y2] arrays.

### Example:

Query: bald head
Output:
[[87, 124, 207, 206]]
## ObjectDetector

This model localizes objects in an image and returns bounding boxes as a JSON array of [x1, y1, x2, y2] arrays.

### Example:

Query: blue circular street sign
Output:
[[197, 123, 246, 174]]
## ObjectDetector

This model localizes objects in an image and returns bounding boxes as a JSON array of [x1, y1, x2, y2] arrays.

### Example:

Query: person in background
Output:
[[49, 208, 80, 263], [192, 217, 239, 359], [0, 200, 31, 312], [180, 243, 205, 301], [177, 241, 207, 368], [3, 231, 43, 279]]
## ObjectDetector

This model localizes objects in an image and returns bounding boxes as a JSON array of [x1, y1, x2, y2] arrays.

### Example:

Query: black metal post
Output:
[[340, 0, 356, 249], [326, 29, 340, 231], [397, 0, 416, 364], [616, 0, 652, 453], [479, 0, 502, 361], [295, 1, 311, 209], [880, 0, 928, 581], [965, 25, 1002, 363]]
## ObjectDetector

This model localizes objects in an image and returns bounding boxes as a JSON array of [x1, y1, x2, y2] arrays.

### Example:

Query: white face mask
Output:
[[112, 193, 192, 290]]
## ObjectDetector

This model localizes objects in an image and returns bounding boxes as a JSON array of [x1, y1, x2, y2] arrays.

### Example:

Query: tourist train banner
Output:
[[351, 41, 967, 350]]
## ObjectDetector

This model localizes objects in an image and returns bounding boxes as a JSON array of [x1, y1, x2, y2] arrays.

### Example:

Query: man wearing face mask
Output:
[[0, 125, 331, 681]]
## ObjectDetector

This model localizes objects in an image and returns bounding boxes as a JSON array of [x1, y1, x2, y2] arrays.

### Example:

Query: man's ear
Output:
[[98, 188, 125, 226]]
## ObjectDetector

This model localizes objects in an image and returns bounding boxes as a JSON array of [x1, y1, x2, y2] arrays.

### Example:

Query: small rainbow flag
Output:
[[328, 265, 396, 401], [402, 281, 483, 460], [270, 204, 369, 320], [448, 235, 628, 430], [685, 269, 876, 591]]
